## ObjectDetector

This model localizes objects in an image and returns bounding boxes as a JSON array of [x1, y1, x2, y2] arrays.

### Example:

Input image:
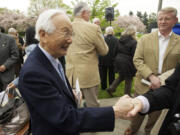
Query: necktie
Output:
[[58, 63, 69, 90]]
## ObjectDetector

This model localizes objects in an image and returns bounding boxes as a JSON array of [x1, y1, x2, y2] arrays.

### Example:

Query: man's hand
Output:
[[127, 98, 143, 117], [149, 74, 161, 89], [0, 65, 6, 72], [113, 95, 134, 119]]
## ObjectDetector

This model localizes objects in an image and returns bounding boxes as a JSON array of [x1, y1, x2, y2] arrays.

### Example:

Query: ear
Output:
[[174, 17, 178, 23], [81, 10, 86, 18], [39, 30, 47, 43]]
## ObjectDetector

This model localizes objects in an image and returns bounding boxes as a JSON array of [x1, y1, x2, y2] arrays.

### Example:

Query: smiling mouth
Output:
[[61, 46, 69, 50]]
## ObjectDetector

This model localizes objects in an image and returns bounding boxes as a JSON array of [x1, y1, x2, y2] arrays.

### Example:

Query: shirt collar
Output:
[[158, 30, 172, 39], [38, 44, 59, 68]]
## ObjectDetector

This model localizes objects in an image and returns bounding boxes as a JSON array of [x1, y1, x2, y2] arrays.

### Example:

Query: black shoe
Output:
[[107, 88, 113, 97], [83, 102, 87, 107]]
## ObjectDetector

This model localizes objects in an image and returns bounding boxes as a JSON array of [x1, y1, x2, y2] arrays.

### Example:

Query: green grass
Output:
[[98, 74, 134, 99]]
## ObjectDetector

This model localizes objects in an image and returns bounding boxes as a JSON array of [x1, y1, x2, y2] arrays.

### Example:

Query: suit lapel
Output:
[[153, 31, 159, 64], [35, 47, 76, 103], [163, 33, 178, 61]]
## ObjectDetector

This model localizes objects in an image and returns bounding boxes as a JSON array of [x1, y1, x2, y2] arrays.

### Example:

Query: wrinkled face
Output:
[[40, 14, 73, 58], [157, 11, 178, 33]]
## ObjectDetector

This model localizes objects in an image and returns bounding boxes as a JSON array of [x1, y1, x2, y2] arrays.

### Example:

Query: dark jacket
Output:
[[18, 46, 114, 135], [143, 63, 180, 135], [0, 33, 19, 90], [99, 34, 119, 66], [114, 35, 137, 77]]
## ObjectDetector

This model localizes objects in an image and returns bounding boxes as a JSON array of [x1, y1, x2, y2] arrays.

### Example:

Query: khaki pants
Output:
[[80, 86, 99, 135], [81, 85, 100, 107], [129, 92, 162, 135]]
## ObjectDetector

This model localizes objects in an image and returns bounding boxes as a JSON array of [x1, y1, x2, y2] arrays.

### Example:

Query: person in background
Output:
[[99, 26, 118, 90], [66, 2, 108, 110], [0, 30, 19, 91], [92, 18, 100, 26], [8, 28, 23, 77], [18, 8, 134, 135], [125, 7, 180, 135], [107, 25, 137, 96], [7, 26, 39, 89]]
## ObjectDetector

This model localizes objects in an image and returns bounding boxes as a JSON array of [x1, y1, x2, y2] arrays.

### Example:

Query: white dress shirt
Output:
[[158, 31, 172, 74]]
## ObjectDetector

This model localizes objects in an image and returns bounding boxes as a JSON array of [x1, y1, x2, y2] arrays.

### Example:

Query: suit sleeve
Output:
[[19, 69, 114, 133], [143, 63, 180, 113], [3, 37, 19, 69], [133, 37, 153, 79], [94, 27, 109, 56]]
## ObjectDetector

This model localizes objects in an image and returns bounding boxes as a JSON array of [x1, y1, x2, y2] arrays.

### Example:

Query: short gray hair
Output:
[[8, 27, 17, 34], [159, 7, 177, 17], [74, 2, 90, 16], [105, 26, 114, 35], [35, 9, 65, 40], [93, 18, 100, 24]]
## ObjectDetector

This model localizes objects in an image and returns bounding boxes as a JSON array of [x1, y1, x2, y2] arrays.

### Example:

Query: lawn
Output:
[[98, 75, 134, 99]]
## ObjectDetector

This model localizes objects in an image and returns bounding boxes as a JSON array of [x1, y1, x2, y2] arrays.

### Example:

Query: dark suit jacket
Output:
[[18, 46, 114, 135], [0, 33, 19, 90], [143, 63, 180, 135]]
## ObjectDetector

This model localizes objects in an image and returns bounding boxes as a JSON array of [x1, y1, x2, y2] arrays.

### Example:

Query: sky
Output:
[[0, 0, 180, 20]]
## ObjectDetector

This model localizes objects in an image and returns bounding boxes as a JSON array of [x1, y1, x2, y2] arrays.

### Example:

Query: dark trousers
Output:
[[0, 77, 8, 92], [99, 65, 115, 90], [108, 73, 133, 95]]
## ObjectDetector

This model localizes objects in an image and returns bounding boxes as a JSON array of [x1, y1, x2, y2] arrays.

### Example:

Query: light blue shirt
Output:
[[38, 44, 60, 75], [38, 45, 68, 88]]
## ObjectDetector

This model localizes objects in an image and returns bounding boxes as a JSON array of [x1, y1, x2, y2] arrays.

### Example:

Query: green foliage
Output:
[[28, 0, 71, 16], [114, 26, 124, 38], [136, 32, 144, 39], [129, 11, 133, 16], [136, 11, 157, 33]]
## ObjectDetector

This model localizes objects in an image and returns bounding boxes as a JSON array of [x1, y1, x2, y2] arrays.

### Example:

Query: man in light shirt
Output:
[[125, 7, 180, 135]]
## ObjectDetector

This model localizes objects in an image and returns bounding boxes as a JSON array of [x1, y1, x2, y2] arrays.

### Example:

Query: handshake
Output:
[[113, 95, 144, 119]]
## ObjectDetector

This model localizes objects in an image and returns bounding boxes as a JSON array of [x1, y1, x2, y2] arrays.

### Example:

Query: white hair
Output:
[[93, 18, 100, 24], [8, 27, 17, 34], [105, 26, 114, 35], [74, 2, 90, 16], [35, 9, 66, 40]]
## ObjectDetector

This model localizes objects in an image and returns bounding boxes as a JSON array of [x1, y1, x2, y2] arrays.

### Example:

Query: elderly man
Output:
[[18, 9, 134, 135], [66, 2, 108, 108], [0, 31, 19, 91], [125, 7, 180, 135]]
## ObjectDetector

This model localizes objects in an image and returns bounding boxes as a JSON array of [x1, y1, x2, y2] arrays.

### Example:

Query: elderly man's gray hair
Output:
[[35, 9, 65, 40], [105, 26, 114, 35], [74, 2, 90, 16]]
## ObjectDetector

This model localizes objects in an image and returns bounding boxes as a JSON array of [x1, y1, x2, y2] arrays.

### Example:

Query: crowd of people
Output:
[[0, 2, 180, 135]]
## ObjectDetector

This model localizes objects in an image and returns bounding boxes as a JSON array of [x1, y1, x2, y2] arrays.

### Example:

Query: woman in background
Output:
[[107, 25, 137, 96]]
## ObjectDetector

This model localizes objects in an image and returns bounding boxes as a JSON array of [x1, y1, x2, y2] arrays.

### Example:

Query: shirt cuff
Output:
[[136, 96, 150, 113]]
